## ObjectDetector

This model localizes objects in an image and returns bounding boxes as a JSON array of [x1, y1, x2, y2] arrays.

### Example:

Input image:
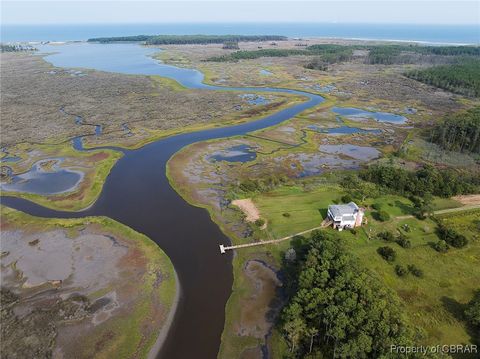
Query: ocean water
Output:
[[1, 23, 479, 44]]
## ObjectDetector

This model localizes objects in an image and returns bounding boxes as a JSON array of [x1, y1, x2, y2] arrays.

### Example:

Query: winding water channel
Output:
[[1, 42, 325, 358]]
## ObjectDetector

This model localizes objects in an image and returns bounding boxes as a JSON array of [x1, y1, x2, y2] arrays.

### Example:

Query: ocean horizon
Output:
[[1, 22, 479, 44]]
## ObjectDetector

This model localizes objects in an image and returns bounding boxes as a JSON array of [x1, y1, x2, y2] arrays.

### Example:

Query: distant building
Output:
[[327, 202, 365, 231]]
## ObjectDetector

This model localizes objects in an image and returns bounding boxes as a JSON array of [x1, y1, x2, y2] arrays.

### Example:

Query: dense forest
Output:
[[208, 44, 353, 63], [207, 44, 479, 64], [430, 106, 480, 153], [365, 45, 480, 65], [406, 59, 480, 97], [359, 164, 480, 198], [87, 34, 287, 44], [280, 232, 414, 357], [1, 44, 36, 52]]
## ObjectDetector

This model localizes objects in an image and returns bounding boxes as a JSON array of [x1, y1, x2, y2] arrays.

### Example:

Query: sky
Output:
[[1, 0, 479, 25]]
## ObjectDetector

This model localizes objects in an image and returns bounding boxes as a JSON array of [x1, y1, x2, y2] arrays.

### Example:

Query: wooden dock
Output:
[[219, 221, 331, 254]]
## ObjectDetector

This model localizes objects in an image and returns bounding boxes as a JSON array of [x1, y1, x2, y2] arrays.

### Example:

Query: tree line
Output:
[[359, 164, 480, 198], [87, 34, 287, 44], [280, 232, 417, 358], [208, 44, 354, 69], [207, 44, 479, 64], [405, 58, 480, 97], [430, 106, 480, 153], [1, 44, 37, 52], [365, 45, 480, 65]]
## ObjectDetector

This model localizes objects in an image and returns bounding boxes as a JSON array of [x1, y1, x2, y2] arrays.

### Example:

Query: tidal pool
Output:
[[0, 158, 83, 195], [1, 156, 21, 163], [259, 69, 273, 76], [312, 84, 336, 93], [240, 94, 270, 105], [288, 153, 360, 177], [209, 144, 257, 163], [333, 107, 407, 124], [319, 144, 380, 161]]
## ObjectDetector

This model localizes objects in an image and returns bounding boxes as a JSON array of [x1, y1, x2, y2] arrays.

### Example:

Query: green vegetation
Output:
[[255, 218, 265, 227], [436, 223, 469, 248], [377, 245, 397, 261], [406, 58, 480, 97], [222, 41, 239, 50], [1, 44, 36, 52], [365, 45, 404, 64], [465, 290, 480, 327], [253, 182, 480, 349], [365, 44, 480, 64], [407, 264, 424, 278], [88, 34, 287, 44], [360, 164, 480, 198], [237, 175, 289, 194], [430, 106, 480, 154], [207, 44, 353, 64], [280, 232, 412, 357], [395, 264, 408, 277], [207, 43, 479, 65], [374, 210, 391, 221], [253, 184, 343, 238]]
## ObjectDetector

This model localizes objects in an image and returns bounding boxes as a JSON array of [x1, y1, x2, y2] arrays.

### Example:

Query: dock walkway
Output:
[[219, 221, 331, 254]]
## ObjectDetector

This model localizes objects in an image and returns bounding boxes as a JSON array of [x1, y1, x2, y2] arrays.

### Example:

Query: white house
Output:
[[327, 202, 364, 231]]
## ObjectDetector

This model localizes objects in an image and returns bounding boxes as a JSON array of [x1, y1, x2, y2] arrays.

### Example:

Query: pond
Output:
[[240, 94, 270, 105], [0, 158, 83, 195], [209, 144, 257, 163], [1, 156, 22, 163], [332, 107, 407, 124], [319, 144, 380, 161]]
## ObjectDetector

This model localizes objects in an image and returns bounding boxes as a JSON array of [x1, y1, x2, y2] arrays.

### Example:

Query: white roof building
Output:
[[327, 202, 364, 230]]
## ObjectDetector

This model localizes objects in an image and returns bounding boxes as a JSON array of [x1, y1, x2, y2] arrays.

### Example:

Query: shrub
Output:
[[255, 219, 265, 227], [396, 238, 411, 249], [437, 224, 469, 248], [282, 212, 291, 218], [377, 246, 396, 262], [465, 290, 480, 327], [408, 264, 424, 278], [341, 194, 353, 203], [284, 248, 297, 262], [395, 265, 408, 277], [372, 203, 382, 211], [375, 210, 391, 222], [378, 231, 395, 242], [239, 179, 259, 192], [433, 240, 449, 253]]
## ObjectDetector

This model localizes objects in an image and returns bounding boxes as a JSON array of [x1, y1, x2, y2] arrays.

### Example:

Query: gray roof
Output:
[[328, 202, 359, 218]]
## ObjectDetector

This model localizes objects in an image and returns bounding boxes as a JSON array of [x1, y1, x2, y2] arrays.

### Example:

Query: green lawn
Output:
[[253, 184, 480, 349], [432, 197, 463, 211], [254, 184, 342, 238]]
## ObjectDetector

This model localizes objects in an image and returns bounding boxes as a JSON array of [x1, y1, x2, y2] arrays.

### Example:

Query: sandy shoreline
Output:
[[147, 269, 181, 359]]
